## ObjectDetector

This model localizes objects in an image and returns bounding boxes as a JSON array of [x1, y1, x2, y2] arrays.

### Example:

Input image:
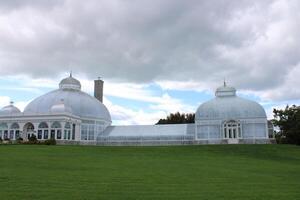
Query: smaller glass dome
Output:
[[50, 99, 72, 114], [195, 83, 267, 120], [59, 73, 81, 90], [0, 102, 21, 116]]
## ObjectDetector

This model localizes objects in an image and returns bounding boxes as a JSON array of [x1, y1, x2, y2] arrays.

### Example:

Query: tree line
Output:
[[156, 112, 195, 124]]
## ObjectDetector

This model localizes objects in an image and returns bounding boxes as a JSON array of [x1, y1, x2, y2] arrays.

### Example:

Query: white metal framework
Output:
[[223, 120, 241, 139]]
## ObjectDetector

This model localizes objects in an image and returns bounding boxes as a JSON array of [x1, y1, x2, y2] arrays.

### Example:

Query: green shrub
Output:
[[28, 135, 38, 144], [16, 137, 23, 144], [44, 139, 56, 145]]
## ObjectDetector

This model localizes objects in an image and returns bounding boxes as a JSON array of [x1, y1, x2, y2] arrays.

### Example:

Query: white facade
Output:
[[0, 76, 270, 145], [0, 74, 111, 145], [195, 82, 269, 144]]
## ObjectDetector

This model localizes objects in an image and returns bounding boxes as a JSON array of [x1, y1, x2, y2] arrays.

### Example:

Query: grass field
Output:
[[0, 144, 299, 200]]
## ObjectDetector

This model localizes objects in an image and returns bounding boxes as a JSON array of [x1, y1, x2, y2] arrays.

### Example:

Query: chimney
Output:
[[94, 77, 104, 102]]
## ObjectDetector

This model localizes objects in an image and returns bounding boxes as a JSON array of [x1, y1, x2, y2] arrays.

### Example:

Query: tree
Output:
[[273, 105, 300, 145], [156, 112, 195, 124]]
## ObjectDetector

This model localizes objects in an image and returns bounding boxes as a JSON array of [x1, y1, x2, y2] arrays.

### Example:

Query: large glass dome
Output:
[[195, 83, 267, 120], [23, 75, 111, 122]]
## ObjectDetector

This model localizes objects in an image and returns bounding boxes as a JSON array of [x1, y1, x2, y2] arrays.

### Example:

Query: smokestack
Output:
[[94, 77, 104, 102]]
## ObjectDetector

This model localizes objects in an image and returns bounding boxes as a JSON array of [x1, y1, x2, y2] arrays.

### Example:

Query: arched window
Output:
[[51, 122, 61, 129], [0, 123, 8, 140], [64, 122, 71, 140], [51, 121, 62, 140], [23, 122, 35, 140], [10, 123, 19, 129], [38, 122, 49, 140], [10, 123, 20, 140], [38, 122, 48, 129], [223, 120, 241, 139]]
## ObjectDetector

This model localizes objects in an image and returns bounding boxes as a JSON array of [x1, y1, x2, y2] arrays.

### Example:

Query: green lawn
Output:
[[0, 144, 299, 200]]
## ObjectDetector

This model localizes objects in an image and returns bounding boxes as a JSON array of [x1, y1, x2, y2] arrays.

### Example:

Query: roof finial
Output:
[[10, 101, 14, 105], [224, 78, 226, 87], [70, 70, 72, 77]]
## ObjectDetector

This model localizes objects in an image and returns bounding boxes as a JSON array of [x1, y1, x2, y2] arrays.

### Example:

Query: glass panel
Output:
[[57, 130, 62, 139], [50, 130, 55, 139], [81, 125, 88, 140], [65, 122, 71, 129], [51, 122, 61, 129], [88, 128, 94, 140], [4, 130, 8, 139], [224, 128, 227, 138], [38, 122, 48, 129], [72, 124, 75, 140], [68, 130, 71, 140], [26, 123, 34, 131], [233, 129, 236, 138], [15, 130, 20, 139], [44, 130, 49, 139], [0, 123, 8, 129], [9, 130, 14, 139], [229, 129, 232, 138], [10, 123, 19, 129], [38, 130, 43, 139], [64, 130, 67, 139]]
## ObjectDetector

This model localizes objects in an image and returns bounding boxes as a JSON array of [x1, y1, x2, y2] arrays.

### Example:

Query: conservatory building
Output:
[[0, 74, 111, 145], [0, 75, 271, 145], [194, 82, 270, 144]]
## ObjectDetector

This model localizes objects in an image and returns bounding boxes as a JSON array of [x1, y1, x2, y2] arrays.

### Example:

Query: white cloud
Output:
[[0, 96, 10, 108], [0, 0, 299, 102], [14, 100, 31, 112], [156, 80, 213, 93], [1, 0, 300, 123], [103, 97, 167, 125]]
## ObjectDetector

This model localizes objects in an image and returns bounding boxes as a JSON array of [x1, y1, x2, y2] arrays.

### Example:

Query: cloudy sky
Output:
[[0, 0, 300, 124]]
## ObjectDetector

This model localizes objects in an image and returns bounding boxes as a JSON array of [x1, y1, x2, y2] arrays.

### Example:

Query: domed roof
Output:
[[0, 102, 21, 116], [24, 75, 111, 122], [195, 83, 266, 120], [215, 82, 236, 97], [50, 99, 72, 114], [59, 73, 81, 90]]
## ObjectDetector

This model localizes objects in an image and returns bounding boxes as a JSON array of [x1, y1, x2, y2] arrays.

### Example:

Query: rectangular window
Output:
[[44, 130, 49, 139], [50, 130, 55, 139], [64, 130, 67, 139], [57, 130, 62, 139], [4, 130, 8, 139], [72, 124, 76, 140], [68, 130, 71, 140], [81, 125, 88, 140], [15, 130, 20, 139], [9, 130, 14, 139], [38, 130, 42, 139], [88, 128, 94, 140]]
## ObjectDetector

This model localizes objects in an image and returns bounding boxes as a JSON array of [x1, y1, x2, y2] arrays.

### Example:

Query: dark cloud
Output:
[[0, 0, 300, 100]]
